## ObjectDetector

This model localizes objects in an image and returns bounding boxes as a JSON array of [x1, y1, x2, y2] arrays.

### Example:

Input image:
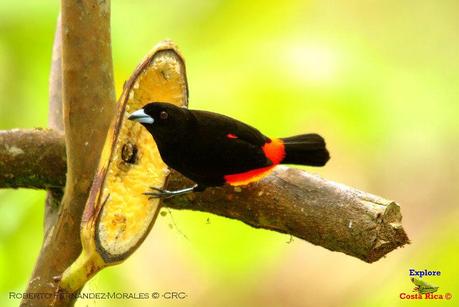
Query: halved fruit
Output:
[[59, 40, 188, 293]]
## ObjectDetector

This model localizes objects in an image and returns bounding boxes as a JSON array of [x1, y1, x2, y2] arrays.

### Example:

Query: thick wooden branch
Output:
[[0, 129, 409, 264], [0, 129, 65, 189], [166, 168, 409, 263], [22, 0, 116, 305]]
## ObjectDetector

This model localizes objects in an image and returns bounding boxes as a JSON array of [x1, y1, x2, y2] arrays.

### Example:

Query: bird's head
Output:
[[128, 102, 189, 139]]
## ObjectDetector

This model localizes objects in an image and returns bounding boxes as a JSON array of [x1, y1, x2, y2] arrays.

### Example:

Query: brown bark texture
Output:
[[0, 129, 409, 264], [0, 129, 65, 189], [45, 13, 64, 237], [20, 0, 116, 305], [166, 168, 409, 263]]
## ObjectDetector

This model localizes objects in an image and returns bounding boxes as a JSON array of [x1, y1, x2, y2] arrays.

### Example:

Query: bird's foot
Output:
[[144, 184, 198, 199]]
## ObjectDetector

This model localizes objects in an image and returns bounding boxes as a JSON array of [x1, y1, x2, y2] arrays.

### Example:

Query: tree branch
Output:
[[0, 129, 409, 263], [0, 129, 65, 189], [166, 168, 409, 263], [48, 14, 64, 133], [21, 0, 116, 305], [45, 13, 64, 237]]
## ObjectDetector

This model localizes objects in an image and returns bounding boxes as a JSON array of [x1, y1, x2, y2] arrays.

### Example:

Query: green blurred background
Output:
[[1, 0, 458, 306]]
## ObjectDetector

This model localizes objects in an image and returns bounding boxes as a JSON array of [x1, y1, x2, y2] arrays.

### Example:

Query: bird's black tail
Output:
[[281, 133, 330, 166]]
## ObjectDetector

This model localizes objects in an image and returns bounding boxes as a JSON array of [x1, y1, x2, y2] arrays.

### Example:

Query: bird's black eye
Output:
[[160, 111, 168, 120]]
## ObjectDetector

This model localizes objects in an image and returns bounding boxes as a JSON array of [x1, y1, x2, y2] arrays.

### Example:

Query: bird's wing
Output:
[[189, 110, 273, 174], [229, 120, 270, 146], [191, 109, 270, 145]]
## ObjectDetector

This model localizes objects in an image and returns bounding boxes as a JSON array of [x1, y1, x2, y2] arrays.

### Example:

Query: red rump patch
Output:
[[227, 133, 238, 139], [224, 138, 285, 186], [262, 138, 285, 164]]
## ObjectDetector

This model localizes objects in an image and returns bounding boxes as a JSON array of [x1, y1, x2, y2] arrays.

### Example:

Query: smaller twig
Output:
[[45, 13, 64, 237]]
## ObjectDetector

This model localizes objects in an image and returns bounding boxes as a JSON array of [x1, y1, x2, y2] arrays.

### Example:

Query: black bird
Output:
[[128, 102, 329, 198]]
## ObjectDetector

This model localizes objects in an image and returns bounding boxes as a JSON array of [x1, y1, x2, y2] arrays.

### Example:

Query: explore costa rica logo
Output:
[[399, 269, 452, 300]]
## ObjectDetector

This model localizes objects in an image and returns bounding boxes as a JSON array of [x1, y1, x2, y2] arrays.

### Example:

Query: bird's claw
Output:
[[143, 186, 176, 199], [144, 185, 197, 199]]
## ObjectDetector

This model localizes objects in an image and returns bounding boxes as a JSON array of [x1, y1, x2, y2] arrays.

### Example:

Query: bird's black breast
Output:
[[154, 109, 272, 186]]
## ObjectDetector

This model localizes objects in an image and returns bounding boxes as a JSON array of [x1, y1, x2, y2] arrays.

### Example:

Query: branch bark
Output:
[[45, 13, 64, 237], [0, 129, 409, 264], [167, 168, 409, 263], [21, 0, 116, 305], [48, 14, 64, 133], [0, 129, 65, 189]]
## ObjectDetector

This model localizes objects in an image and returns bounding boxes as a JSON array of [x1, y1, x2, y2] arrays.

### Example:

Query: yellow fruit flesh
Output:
[[97, 48, 187, 257], [59, 42, 188, 293]]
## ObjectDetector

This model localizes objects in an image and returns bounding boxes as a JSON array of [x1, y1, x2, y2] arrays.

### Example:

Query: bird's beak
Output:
[[128, 109, 154, 124]]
